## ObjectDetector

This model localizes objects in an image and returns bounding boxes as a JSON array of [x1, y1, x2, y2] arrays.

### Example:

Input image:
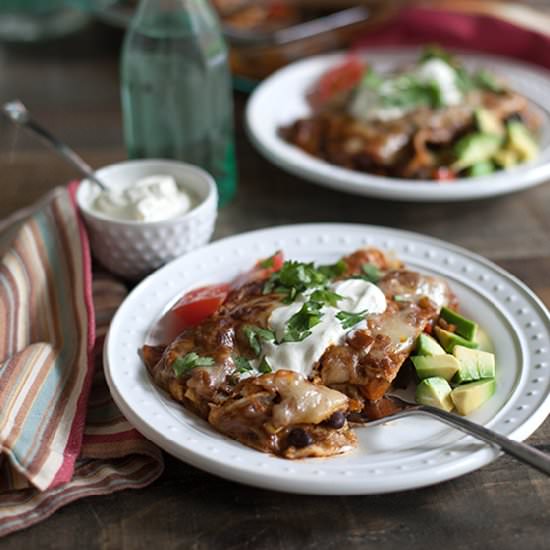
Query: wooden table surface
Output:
[[1, 22, 549, 550]]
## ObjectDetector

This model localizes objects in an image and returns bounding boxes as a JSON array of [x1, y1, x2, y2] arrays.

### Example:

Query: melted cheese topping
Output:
[[267, 372, 349, 427], [263, 279, 386, 377]]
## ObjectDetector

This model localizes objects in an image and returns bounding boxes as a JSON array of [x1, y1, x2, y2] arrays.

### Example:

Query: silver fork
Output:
[[358, 395, 550, 476], [2, 99, 107, 191]]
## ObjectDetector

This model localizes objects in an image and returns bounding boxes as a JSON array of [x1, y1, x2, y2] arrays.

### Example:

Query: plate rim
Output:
[[245, 48, 550, 202], [104, 223, 550, 494]]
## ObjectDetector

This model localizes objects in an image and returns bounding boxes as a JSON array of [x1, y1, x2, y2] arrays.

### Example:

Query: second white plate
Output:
[[246, 49, 550, 202], [104, 224, 550, 494]]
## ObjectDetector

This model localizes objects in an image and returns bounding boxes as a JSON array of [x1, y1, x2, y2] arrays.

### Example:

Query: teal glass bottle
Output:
[[121, 0, 237, 205]]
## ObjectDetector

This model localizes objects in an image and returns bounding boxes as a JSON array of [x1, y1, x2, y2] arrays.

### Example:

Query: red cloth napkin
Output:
[[355, 5, 550, 69], [0, 184, 163, 537]]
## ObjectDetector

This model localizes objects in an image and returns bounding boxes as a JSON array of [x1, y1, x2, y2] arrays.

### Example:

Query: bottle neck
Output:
[[133, 0, 217, 31], [133, 0, 215, 24]]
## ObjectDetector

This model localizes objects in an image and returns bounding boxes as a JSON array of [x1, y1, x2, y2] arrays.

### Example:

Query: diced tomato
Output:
[[309, 56, 365, 109], [231, 250, 284, 288], [170, 284, 230, 330], [254, 250, 284, 277], [433, 167, 457, 182], [167, 252, 284, 333]]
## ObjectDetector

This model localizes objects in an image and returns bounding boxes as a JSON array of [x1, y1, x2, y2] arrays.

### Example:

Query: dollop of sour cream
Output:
[[350, 57, 462, 122], [415, 58, 462, 106], [92, 174, 193, 222], [261, 279, 387, 377]]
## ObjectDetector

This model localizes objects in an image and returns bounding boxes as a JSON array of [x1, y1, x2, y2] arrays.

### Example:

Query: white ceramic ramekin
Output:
[[76, 159, 218, 280]]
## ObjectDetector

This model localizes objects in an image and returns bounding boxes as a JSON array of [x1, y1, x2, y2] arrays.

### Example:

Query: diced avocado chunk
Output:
[[507, 121, 538, 161], [416, 333, 446, 356], [451, 378, 496, 415], [475, 108, 504, 136], [434, 326, 479, 353], [440, 307, 478, 341], [493, 147, 519, 168], [416, 377, 454, 411], [468, 161, 495, 177], [452, 132, 502, 170], [453, 345, 496, 383], [475, 327, 494, 353], [412, 354, 460, 382]]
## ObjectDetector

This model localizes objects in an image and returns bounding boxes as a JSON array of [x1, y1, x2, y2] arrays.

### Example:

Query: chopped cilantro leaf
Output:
[[282, 300, 323, 343], [263, 260, 331, 302], [361, 263, 381, 283], [242, 325, 275, 356], [393, 294, 409, 302], [474, 70, 503, 93], [234, 355, 253, 373], [258, 357, 272, 374], [172, 353, 214, 377], [318, 259, 347, 278], [362, 67, 383, 89], [336, 310, 368, 330], [420, 45, 454, 65], [310, 289, 343, 308], [259, 253, 275, 268]]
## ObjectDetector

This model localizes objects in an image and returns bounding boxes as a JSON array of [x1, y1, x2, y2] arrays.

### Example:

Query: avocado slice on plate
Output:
[[415, 333, 446, 356], [434, 326, 479, 353], [440, 307, 478, 341], [507, 121, 538, 161], [493, 147, 519, 168], [452, 132, 502, 170], [475, 108, 505, 136], [468, 161, 496, 177], [453, 345, 496, 383], [451, 378, 496, 415], [412, 354, 460, 382], [416, 377, 454, 411]]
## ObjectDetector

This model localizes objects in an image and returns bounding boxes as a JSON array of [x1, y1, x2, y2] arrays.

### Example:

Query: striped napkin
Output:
[[0, 185, 163, 537]]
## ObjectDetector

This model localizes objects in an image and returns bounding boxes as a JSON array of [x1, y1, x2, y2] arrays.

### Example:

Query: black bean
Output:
[[324, 411, 346, 429], [287, 428, 313, 448]]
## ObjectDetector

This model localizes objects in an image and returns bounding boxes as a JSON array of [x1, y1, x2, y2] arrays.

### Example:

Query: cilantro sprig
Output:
[[172, 353, 214, 377], [352, 262, 381, 284], [310, 289, 343, 308], [242, 325, 275, 356], [233, 355, 254, 373], [258, 356, 272, 374], [336, 310, 368, 330], [282, 300, 324, 343], [318, 259, 347, 279], [263, 260, 326, 300], [263, 259, 347, 304]]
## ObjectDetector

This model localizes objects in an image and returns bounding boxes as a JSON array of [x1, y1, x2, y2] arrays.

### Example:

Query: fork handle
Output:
[[416, 405, 550, 476]]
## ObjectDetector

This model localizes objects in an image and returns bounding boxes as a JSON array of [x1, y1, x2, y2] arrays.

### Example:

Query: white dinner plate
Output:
[[104, 224, 550, 494], [246, 49, 550, 202]]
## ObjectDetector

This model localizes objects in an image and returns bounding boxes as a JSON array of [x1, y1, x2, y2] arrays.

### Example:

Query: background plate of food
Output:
[[246, 47, 550, 201], [104, 224, 550, 494]]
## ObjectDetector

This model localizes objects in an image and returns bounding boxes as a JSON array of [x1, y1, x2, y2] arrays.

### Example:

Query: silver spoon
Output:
[[357, 395, 550, 476], [2, 99, 108, 191]]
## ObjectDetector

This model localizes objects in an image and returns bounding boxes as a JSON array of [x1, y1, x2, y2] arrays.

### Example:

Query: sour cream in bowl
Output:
[[76, 159, 218, 280]]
